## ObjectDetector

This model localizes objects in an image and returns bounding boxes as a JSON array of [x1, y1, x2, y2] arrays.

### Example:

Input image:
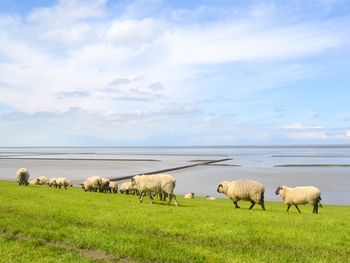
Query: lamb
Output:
[[48, 177, 57, 187], [16, 168, 30, 186], [275, 185, 322, 214], [109, 181, 118, 193], [217, 180, 265, 210], [131, 173, 178, 206], [82, 176, 102, 192], [184, 192, 195, 199], [55, 177, 72, 189]]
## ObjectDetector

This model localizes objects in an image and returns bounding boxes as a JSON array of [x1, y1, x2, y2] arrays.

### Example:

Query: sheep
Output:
[[29, 178, 39, 185], [37, 176, 49, 185], [55, 177, 72, 189], [82, 176, 102, 192], [184, 192, 195, 199], [217, 180, 265, 210], [206, 195, 216, 200], [109, 181, 118, 193], [48, 177, 57, 187], [131, 173, 178, 206], [275, 185, 322, 214], [16, 168, 30, 186], [99, 177, 110, 193], [119, 181, 134, 194]]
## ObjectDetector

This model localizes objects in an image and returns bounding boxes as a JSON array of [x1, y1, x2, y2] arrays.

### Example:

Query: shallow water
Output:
[[0, 146, 349, 204]]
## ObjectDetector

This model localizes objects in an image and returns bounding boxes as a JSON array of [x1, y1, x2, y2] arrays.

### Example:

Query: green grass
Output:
[[0, 180, 349, 263]]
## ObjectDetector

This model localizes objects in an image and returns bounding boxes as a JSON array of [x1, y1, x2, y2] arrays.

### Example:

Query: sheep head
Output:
[[217, 181, 229, 194], [275, 185, 287, 197]]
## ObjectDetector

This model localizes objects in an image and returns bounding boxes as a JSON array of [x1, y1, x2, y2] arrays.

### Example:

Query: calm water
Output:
[[0, 146, 349, 204]]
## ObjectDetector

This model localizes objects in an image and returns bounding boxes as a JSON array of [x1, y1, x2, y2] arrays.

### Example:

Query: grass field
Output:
[[0, 180, 349, 263]]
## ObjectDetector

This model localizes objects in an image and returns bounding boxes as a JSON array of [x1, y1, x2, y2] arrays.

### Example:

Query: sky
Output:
[[0, 0, 349, 146]]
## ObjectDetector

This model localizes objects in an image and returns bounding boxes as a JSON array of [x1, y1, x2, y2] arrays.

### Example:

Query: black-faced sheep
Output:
[[275, 185, 322, 214], [16, 168, 30, 186], [131, 173, 178, 206], [184, 192, 195, 199], [217, 180, 265, 210]]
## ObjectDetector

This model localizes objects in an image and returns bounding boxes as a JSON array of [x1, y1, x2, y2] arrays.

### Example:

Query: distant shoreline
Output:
[[1, 144, 350, 149]]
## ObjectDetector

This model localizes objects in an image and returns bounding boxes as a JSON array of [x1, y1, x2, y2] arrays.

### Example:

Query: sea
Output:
[[0, 146, 349, 204]]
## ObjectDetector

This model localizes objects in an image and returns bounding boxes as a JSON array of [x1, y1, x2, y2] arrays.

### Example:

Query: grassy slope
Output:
[[0, 180, 349, 263]]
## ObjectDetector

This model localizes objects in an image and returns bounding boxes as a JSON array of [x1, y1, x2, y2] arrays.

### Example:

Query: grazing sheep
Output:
[[29, 178, 39, 185], [55, 177, 72, 189], [16, 168, 30, 186], [99, 177, 110, 193], [131, 173, 178, 206], [82, 176, 102, 192], [275, 185, 322, 214], [217, 180, 265, 210], [206, 195, 216, 200], [119, 181, 134, 194], [48, 177, 57, 187], [37, 176, 49, 185], [109, 181, 118, 193], [184, 192, 195, 199]]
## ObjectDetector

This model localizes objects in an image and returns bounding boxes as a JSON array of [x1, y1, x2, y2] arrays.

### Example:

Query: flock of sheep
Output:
[[16, 167, 322, 214]]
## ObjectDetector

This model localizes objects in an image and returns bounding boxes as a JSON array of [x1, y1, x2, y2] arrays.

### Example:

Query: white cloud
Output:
[[346, 130, 350, 137], [104, 18, 165, 46], [0, 1, 349, 145], [281, 123, 323, 129], [0, 1, 347, 114]]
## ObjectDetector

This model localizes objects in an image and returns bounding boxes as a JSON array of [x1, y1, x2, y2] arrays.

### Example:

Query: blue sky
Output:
[[0, 0, 349, 146]]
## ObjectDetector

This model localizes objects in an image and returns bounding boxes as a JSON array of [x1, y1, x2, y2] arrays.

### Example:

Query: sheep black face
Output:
[[275, 186, 282, 195], [217, 184, 223, 193]]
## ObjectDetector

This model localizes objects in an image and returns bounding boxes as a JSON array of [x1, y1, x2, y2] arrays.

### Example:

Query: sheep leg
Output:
[[260, 202, 266, 211], [149, 192, 154, 204], [140, 192, 145, 203], [168, 193, 178, 206], [233, 201, 240, 208], [294, 205, 301, 213], [249, 201, 256, 210], [287, 205, 291, 212]]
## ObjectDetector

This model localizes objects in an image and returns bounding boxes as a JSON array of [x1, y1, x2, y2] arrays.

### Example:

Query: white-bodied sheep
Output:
[[82, 176, 102, 192], [119, 181, 134, 194], [131, 173, 178, 206], [206, 195, 216, 200], [16, 168, 30, 186], [109, 181, 118, 193], [184, 192, 194, 199], [275, 185, 322, 214], [99, 177, 110, 193], [37, 176, 49, 185], [29, 178, 39, 185], [55, 177, 72, 189], [217, 180, 265, 210], [48, 177, 57, 187]]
